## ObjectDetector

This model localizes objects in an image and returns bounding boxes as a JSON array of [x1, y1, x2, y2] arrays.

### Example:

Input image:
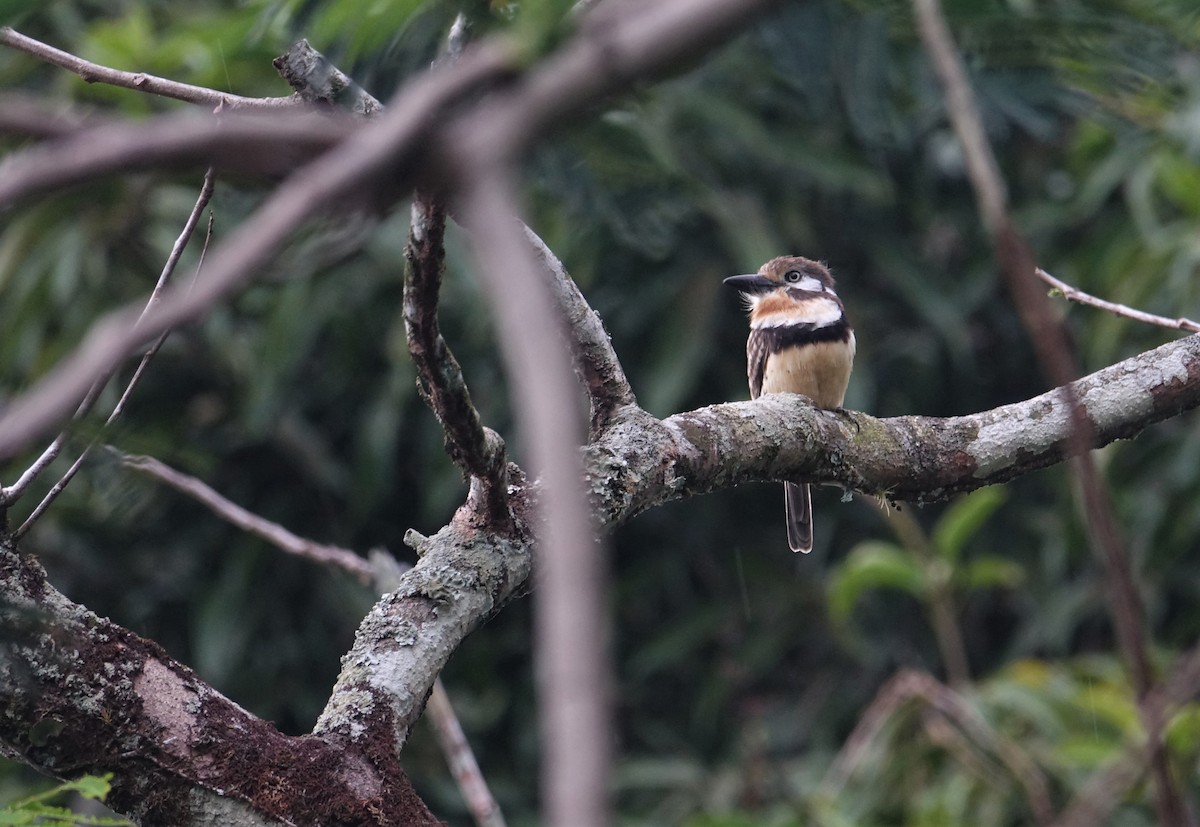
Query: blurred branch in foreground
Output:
[[912, 0, 1191, 822]]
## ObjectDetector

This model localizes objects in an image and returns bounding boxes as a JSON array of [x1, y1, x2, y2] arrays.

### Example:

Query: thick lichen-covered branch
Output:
[[586, 334, 1200, 527], [313, 514, 533, 753], [0, 541, 440, 827]]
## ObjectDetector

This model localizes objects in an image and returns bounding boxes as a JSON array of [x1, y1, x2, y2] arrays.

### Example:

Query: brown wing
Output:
[[747, 328, 770, 399]]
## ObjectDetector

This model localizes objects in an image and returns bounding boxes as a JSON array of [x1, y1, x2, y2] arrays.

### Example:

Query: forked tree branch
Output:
[[2, 328, 1196, 824], [118, 448, 506, 827], [453, 163, 609, 827]]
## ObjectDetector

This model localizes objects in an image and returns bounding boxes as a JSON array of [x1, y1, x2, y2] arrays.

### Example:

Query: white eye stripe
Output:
[[796, 275, 825, 292]]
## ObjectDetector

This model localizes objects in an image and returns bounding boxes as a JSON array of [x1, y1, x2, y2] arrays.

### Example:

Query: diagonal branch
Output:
[[524, 226, 635, 434], [405, 194, 512, 529], [9, 170, 216, 536], [911, 1, 1189, 822], [116, 448, 375, 582], [0, 27, 297, 110], [0, 108, 354, 206]]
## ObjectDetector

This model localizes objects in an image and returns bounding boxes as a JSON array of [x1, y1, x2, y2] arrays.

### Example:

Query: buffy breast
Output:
[[760, 333, 855, 409]]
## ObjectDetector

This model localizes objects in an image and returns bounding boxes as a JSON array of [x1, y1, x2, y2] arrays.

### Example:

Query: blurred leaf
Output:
[[0, 772, 129, 826], [1165, 703, 1200, 757], [304, 0, 428, 62], [931, 487, 1007, 563], [828, 541, 926, 625], [1155, 151, 1200, 216], [1054, 734, 1124, 769], [957, 554, 1024, 591]]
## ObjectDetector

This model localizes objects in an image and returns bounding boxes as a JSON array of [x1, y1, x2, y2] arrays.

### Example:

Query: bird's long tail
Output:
[[784, 482, 813, 554]]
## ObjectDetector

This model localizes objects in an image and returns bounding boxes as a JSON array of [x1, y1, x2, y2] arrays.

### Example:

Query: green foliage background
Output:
[[2, 0, 1200, 824]]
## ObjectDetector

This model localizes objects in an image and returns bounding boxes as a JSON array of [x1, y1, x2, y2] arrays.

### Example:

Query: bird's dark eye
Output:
[[784, 270, 802, 283]]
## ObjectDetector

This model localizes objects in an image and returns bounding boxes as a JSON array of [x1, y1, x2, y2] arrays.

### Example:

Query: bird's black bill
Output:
[[723, 274, 776, 292]]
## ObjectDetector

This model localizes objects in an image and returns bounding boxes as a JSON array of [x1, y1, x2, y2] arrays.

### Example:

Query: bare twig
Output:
[[912, 1, 1190, 823], [116, 449, 375, 582], [426, 681, 508, 827], [1036, 267, 1200, 333], [11, 169, 217, 538], [0, 27, 296, 110]]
